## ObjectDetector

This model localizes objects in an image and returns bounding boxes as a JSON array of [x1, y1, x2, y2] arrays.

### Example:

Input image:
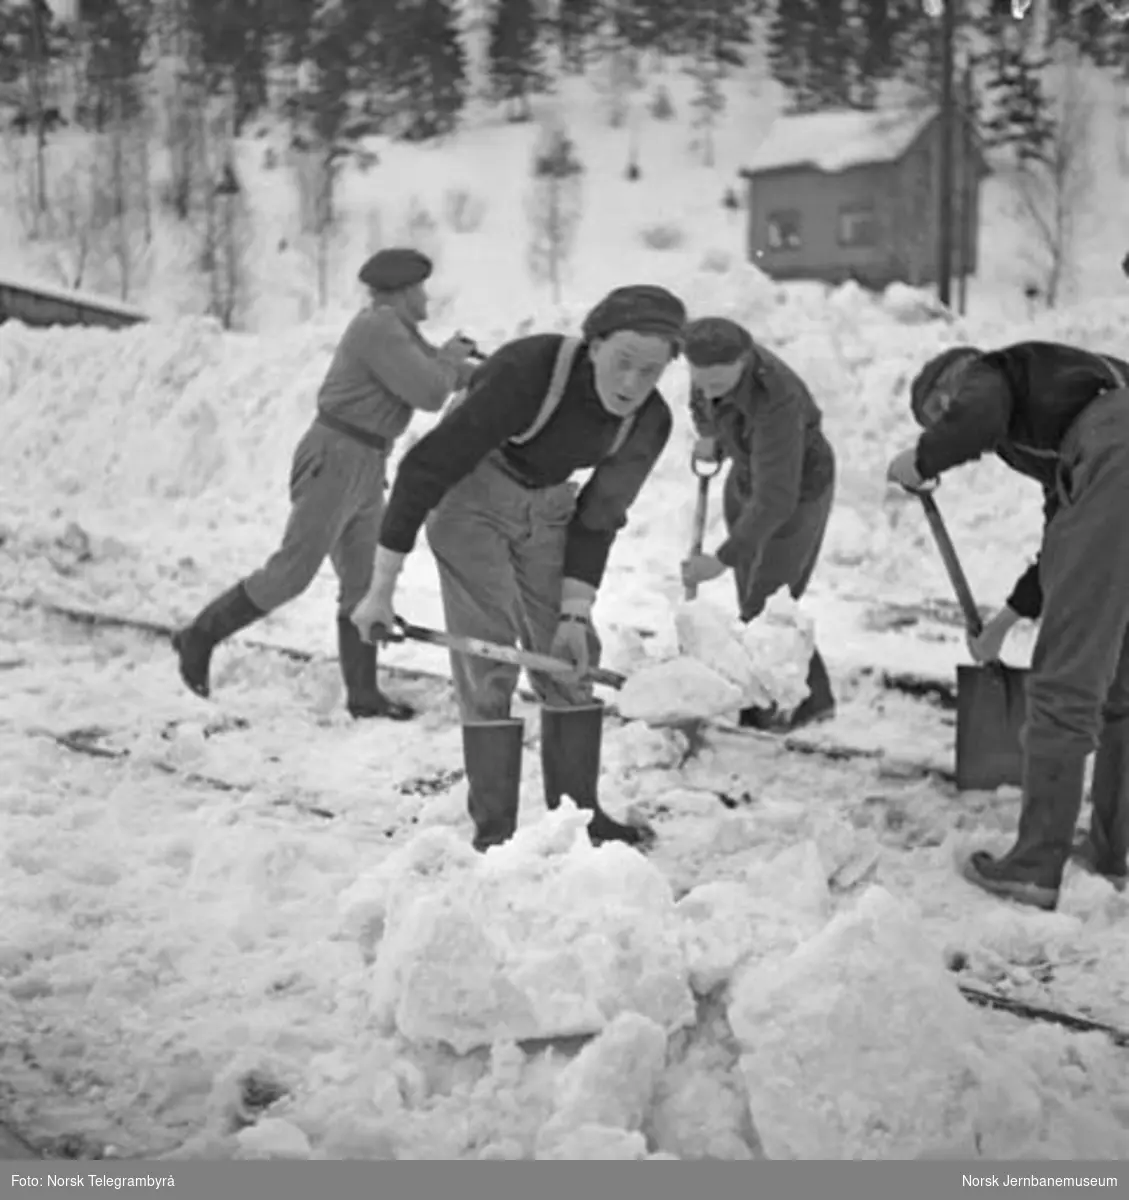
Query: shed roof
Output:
[[741, 106, 937, 176]]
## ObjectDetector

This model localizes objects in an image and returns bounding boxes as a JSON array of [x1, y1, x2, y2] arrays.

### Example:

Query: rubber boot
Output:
[[961, 751, 1088, 911], [739, 650, 835, 732], [785, 648, 836, 730], [540, 702, 654, 849], [172, 582, 264, 699], [463, 720, 524, 852], [1074, 716, 1129, 889], [336, 616, 414, 721]]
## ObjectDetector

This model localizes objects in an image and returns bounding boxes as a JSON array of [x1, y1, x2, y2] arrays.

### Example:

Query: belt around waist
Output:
[[315, 410, 389, 452]]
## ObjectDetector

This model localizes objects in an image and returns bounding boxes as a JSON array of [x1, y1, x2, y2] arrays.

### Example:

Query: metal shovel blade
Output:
[[916, 489, 1026, 791], [955, 661, 1028, 792]]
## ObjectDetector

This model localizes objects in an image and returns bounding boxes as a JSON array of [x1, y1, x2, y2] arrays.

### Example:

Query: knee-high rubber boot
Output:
[[336, 616, 414, 721], [540, 702, 654, 849], [1077, 716, 1129, 887], [962, 751, 1088, 910], [463, 719, 524, 852], [172, 582, 265, 699]]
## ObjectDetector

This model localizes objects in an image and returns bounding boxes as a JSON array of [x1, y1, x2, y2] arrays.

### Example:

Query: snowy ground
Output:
[[4, 65, 1129, 1162]]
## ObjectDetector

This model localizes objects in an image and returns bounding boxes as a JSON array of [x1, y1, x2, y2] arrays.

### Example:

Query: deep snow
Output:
[[3, 61, 1129, 1162]]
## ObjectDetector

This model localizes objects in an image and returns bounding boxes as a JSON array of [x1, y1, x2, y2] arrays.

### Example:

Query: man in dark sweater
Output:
[[887, 341, 1129, 909], [171, 247, 477, 720], [680, 317, 837, 731], [350, 284, 687, 852]]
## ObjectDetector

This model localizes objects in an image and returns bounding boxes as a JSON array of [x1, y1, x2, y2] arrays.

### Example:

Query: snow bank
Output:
[[316, 812, 1129, 1160], [5, 282, 1129, 643]]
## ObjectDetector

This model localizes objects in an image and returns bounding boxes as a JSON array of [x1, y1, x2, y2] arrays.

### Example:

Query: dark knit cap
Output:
[[358, 247, 433, 292], [581, 284, 687, 348], [684, 316, 753, 367], [909, 345, 981, 425]]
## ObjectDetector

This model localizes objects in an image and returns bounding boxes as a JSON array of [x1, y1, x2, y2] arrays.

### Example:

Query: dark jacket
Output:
[[379, 333, 673, 589], [690, 341, 834, 567], [914, 341, 1129, 619]]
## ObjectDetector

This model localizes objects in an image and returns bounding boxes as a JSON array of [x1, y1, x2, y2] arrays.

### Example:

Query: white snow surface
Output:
[[3, 70, 1129, 1161], [741, 106, 937, 176]]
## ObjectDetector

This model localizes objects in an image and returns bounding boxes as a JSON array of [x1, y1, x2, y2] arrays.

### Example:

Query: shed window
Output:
[[766, 210, 801, 250], [838, 203, 879, 247]]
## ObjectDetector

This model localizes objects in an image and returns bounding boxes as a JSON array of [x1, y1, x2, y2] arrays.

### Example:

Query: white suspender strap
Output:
[[509, 336, 583, 445]]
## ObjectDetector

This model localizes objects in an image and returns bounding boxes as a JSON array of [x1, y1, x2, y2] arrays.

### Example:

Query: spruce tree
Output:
[[555, 0, 601, 73], [386, 0, 467, 140], [79, 0, 151, 129], [488, 0, 547, 121]]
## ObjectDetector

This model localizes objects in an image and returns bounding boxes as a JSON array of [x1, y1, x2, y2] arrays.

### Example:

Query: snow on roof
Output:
[[0, 274, 149, 321], [741, 106, 938, 176]]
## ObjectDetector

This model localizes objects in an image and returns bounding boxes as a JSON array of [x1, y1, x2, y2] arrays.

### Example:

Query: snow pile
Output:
[[617, 592, 814, 726], [173, 813, 1127, 1161], [727, 885, 1129, 1160], [340, 805, 697, 1053]]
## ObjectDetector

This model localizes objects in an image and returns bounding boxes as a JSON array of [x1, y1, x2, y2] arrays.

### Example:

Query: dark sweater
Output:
[[690, 341, 834, 567], [379, 333, 673, 589], [914, 341, 1129, 619]]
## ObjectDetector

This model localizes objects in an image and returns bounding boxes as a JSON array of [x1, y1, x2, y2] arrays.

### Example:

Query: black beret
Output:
[[684, 316, 753, 366], [358, 247, 433, 292], [909, 346, 981, 426], [581, 284, 687, 348]]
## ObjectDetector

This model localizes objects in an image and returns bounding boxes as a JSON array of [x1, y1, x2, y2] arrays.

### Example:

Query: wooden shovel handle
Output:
[[684, 472, 713, 601], [917, 491, 984, 637]]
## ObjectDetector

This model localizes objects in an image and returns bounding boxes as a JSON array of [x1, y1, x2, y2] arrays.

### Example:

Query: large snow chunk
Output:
[[734, 591, 815, 713], [727, 886, 989, 1159], [549, 1012, 667, 1133], [673, 593, 815, 714], [368, 804, 696, 1053], [678, 841, 831, 994], [617, 656, 742, 725]]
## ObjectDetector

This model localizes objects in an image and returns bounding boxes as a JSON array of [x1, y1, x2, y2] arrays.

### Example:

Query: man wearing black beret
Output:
[[886, 340, 1129, 909], [172, 247, 477, 720], [351, 283, 687, 854]]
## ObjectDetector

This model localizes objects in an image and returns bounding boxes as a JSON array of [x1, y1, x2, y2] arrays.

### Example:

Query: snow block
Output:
[[234, 1119, 312, 1160], [617, 656, 742, 726], [727, 886, 990, 1159], [677, 841, 831, 995], [733, 591, 815, 714], [367, 805, 696, 1054]]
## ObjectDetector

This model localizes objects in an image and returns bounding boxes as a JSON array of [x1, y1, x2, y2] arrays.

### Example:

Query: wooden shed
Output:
[[738, 106, 987, 291], [0, 276, 148, 331]]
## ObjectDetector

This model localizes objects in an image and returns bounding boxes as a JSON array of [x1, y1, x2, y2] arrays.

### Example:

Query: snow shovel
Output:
[[916, 488, 1027, 792], [369, 617, 627, 690], [684, 454, 723, 601]]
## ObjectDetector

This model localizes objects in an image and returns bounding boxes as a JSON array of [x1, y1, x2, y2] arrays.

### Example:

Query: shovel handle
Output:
[[916, 491, 984, 638], [369, 616, 626, 690], [684, 465, 716, 601]]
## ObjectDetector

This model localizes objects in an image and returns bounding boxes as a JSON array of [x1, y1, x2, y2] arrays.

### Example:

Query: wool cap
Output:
[[684, 316, 753, 367], [909, 345, 981, 426], [358, 247, 433, 292], [581, 284, 687, 348]]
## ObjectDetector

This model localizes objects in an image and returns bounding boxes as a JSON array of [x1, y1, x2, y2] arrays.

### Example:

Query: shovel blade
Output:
[[955, 663, 1028, 792]]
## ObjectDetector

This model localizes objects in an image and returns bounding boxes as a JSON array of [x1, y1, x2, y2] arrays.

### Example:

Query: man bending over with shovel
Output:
[[680, 317, 837, 732], [349, 285, 688, 853], [887, 341, 1129, 909]]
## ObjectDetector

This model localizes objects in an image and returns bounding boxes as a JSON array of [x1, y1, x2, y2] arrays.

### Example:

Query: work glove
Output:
[[681, 552, 727, 589], [886, 445, 928, 492], [691, 435, 721, 467], [351, 546, 406, 644], [967, 605, 1020, 664], [548, 578, 601, 699]]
